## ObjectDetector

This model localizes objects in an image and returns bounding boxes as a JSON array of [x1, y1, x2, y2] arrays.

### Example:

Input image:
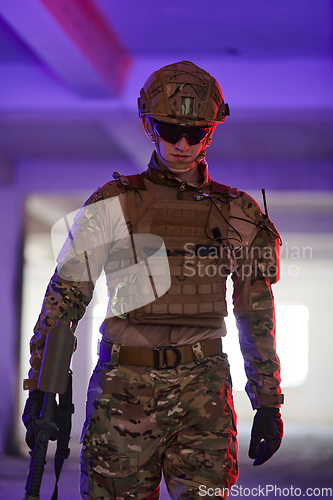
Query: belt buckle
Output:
[[154, 346, 181, 370]]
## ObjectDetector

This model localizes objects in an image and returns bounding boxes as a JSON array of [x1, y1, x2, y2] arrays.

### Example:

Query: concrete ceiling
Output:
[[0, 0, 332, 189], [95, 0, 332, 59]]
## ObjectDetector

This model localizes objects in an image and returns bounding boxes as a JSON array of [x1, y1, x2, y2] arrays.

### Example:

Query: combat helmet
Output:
[[138, 61, 229, 127]]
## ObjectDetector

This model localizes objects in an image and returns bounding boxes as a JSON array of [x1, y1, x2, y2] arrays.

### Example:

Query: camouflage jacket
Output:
[[26, 154, 284, 409]]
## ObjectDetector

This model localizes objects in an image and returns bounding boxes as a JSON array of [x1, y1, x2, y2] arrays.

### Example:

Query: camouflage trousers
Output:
[[80, 343, 238, 499]]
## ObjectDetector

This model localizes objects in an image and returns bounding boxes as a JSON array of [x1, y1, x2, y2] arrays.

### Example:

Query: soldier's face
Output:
[[156, 135, 206, 172], [142, 116, 209, 172]]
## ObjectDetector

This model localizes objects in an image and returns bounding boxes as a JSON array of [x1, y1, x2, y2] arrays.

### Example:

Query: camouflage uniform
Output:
[[26, 154, 283, 499], [80, 350, 237, 499]]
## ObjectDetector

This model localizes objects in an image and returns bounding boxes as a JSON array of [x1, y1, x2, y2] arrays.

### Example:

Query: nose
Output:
[[175, 135, 190, 151]]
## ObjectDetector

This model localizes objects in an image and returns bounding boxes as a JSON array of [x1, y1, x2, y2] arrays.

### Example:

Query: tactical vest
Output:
[[106, 174, 232, 329]]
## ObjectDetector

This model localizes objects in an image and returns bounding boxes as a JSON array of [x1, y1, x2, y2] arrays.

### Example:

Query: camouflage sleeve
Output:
[[25, 272, 92, 388], [25, 181, 122, 390], [230, 192, 284, 409]]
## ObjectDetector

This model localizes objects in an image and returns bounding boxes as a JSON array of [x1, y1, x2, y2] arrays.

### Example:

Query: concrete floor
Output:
[[1, 423, 332, 500]]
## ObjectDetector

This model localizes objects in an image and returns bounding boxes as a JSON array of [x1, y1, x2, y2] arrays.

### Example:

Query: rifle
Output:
[[24, 319, 76, 500]]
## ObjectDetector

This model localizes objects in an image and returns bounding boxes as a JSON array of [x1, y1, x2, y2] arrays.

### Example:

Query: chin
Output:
[[157, 153, 194, 172], [167, 165, 193, 173]]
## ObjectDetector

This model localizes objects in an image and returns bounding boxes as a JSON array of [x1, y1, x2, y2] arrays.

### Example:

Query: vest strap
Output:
[[170, 326, 179, 344]]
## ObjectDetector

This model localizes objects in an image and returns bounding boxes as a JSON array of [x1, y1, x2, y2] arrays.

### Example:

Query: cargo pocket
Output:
[[92, 451, 139, 478], [181, 448, 226, 481], [81, 423, 140, 478], [176, 444, 237, 492], [89, 451, 140, 499], [80, 423, 140, 499]]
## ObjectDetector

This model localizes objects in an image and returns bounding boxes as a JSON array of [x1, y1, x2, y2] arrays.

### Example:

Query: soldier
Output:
[[23, 61, 284, 499]]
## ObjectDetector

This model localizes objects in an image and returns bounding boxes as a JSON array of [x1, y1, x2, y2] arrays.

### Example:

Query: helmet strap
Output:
[[192, 125, 215, 167]]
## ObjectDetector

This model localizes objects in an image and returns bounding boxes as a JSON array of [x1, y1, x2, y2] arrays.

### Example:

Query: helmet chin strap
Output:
[[186, 124, 216, 168]]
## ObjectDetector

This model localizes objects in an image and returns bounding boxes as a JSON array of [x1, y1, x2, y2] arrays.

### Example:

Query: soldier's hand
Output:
[[249, 407, 283, 466], [22, 390, 45, 450]]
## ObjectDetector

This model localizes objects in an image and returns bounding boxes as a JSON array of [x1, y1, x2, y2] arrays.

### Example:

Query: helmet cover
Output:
[[138, 61, 229, 126]]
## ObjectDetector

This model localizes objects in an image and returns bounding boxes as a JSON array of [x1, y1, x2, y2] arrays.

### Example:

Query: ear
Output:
[[142, 116, 154, 141]]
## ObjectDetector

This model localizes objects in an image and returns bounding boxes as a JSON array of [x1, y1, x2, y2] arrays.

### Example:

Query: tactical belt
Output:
[[99, 338, 222, 370]]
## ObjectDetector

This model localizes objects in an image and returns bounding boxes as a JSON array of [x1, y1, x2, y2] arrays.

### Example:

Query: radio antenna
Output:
[[261, 189, 268, 217]]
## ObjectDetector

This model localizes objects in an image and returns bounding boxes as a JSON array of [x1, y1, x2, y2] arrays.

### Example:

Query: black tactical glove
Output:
[[249, 407, 283, 466], [22, 390, 45, 450]]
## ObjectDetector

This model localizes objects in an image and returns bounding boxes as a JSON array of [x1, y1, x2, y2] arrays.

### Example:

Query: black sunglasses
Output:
[[153, 120, 212, 146]]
